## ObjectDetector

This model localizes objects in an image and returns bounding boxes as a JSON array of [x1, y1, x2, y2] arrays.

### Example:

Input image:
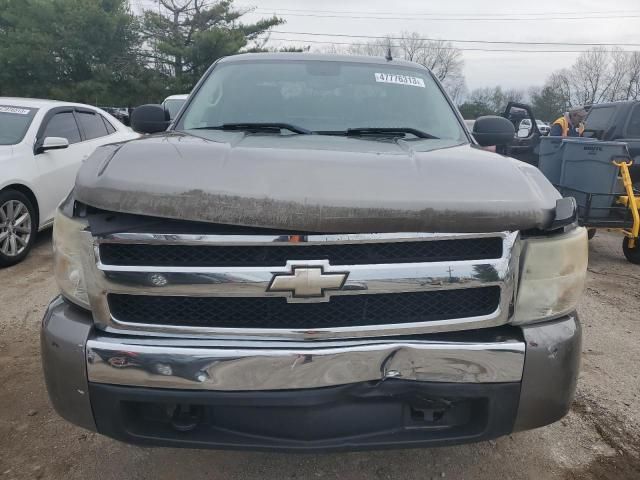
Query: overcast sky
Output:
[[235, 0, 640, 91], [134, 0, 640, 91]]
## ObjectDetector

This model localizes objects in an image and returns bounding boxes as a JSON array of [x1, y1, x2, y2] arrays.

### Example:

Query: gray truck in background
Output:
[[582, 100, 640, 188], [501, 100, 640, 190], [42, 53, 587, 451]]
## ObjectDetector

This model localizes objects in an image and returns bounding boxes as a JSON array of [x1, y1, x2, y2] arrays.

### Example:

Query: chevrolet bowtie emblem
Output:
[[267, 265, 349, 301]]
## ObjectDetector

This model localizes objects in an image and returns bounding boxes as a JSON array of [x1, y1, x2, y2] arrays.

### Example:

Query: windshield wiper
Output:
[[317, 127, 438, 139], [193, 123, 312, 135]]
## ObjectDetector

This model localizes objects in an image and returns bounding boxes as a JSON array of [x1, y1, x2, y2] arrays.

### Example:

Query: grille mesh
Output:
[[99, 237, 503, 267], [108, 287, 501, 329]]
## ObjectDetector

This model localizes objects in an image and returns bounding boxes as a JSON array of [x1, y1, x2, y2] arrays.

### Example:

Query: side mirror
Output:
[[40, 137, 69, 153], [517, 127, 531, 138], [473, 116, 516, 147], [130, 104, 170, 134]]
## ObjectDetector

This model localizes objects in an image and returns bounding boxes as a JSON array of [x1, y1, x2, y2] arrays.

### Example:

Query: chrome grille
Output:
[[98, 237, 503, 267], [108, 287, 501, 329], [83, 232, 520, 340]]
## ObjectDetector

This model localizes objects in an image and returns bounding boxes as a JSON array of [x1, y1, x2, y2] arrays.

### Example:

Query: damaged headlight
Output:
[[53, 208, 90, 309], [512, 227, 588, 325]]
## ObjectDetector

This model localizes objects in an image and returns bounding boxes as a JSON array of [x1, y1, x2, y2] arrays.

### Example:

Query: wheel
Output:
[[622, 237, 640, 265], [0, 190, 37, 267], [587, 228, 597, 240]]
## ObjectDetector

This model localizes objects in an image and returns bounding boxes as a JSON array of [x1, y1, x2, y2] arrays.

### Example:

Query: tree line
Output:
[[2, 1, 638, 119], [0, 0, 283, 106], [316, 34, 640, 122], [459, 48, 640, 121]]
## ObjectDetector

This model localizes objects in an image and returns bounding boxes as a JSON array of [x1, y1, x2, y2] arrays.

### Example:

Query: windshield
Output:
[[163, 99, 186, 120], [177, 60, 466, 141], [0, 106, 38, 145]]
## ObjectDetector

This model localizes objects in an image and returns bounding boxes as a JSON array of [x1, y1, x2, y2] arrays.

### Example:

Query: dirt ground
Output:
[[0, 230, 639, 480]]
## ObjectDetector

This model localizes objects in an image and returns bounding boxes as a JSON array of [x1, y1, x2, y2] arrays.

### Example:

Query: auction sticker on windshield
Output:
[[0, 106, 31, 115], [375, 73, 425, 88]]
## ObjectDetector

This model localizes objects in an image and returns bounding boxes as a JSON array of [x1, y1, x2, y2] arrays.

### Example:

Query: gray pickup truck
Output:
[[42, 53, 587, 451]]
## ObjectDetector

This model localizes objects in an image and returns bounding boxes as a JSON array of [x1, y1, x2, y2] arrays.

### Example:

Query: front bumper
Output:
[[41, 296, 581, 450]]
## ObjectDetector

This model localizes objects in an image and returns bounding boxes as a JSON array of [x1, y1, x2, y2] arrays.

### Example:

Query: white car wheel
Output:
[[0, 190, 37, 267]]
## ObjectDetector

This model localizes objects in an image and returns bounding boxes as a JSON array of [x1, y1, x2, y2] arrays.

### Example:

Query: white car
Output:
[[162, 94, 189, 121], [0, 98, 138, 266], [519, 118, 551, 136]]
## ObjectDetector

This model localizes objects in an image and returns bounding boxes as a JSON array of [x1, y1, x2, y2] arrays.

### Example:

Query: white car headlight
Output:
[[53, 209, 90, 309], [512, 227, 588, 325]]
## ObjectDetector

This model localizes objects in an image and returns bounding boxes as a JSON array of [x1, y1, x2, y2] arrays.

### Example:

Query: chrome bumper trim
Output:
[[86, 336, 526, 390]]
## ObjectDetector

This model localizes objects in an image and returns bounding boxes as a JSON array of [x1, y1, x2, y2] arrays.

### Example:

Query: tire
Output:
[[622, 237, 640, 265], [0, 190, 37, 267], [587, 228, 597, 240]]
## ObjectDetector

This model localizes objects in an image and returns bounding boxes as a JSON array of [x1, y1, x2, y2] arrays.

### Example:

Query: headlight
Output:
[[53, 209, 90, 309], [512, 227, 587, 325]]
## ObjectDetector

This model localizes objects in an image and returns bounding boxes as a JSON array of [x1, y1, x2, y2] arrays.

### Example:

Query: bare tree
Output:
[[344, 37, 392, 57], [447, 77, 467, 104], [398, 32, 426, 62], [569, 48, 610, 105], [626, 52, 640, 100], [605, 48, 630, 102], [415, 40, 463, 82], [546, 70, 572, 109], [544, 48, 640, 107]]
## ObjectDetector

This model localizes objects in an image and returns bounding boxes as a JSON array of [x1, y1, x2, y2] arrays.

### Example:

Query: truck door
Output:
[[501, 102, 542, 166]]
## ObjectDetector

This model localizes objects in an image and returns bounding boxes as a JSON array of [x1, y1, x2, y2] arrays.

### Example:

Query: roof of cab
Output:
[[217, 52, 428, 70]]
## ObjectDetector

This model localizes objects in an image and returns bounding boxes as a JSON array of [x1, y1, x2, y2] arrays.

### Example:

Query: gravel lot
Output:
[[1, 230, 639, 480]]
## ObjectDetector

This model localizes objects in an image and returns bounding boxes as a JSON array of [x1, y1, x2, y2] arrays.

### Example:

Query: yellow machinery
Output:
[[613, 160, 640, 262]]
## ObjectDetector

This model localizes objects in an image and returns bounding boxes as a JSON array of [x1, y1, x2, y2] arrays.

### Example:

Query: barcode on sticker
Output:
[[0, 106, 31, 115], [375, 73, 425, 88]]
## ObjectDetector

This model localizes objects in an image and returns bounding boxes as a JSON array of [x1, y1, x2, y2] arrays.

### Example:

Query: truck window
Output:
[[178, 60, 466, 142], [584, 106, 617, 137], [625, 103, 640, 138]]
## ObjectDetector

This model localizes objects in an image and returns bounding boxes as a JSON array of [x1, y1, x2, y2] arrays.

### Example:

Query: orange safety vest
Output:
[[552, 116, 585, 137]]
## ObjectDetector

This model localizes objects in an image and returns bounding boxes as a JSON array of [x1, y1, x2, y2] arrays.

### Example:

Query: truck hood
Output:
[[75, 132, 560, 233]]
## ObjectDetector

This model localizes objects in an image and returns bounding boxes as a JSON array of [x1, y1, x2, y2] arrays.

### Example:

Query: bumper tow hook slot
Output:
[[170, 404, 202, 432]]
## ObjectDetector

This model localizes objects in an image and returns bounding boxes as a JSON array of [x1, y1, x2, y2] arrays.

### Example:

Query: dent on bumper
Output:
[[41, 296, 581, 438], [86, 336, 526, 391]]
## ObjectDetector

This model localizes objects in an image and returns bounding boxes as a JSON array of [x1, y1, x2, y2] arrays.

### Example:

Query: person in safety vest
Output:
[[550, 107, 587, 137]]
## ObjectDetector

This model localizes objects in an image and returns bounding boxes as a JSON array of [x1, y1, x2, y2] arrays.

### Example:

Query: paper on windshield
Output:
[[0, 106, 31, 115], [374, 73, 425, 88]]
